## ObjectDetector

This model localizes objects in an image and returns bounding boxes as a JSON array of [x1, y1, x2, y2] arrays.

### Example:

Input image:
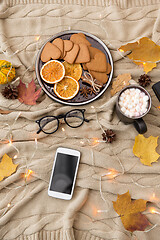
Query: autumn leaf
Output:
[[18, 79, 42, 105], [110, 73, 131, 96], [0, 154, 18, 181], [119, 37, 160, 73], [113, 191, 150, 232], [133, 134, 160, 166], [0, 109, 11, 114]]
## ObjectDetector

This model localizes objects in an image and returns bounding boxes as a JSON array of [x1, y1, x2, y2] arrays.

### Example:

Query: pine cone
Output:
[[2, 85, 18, 100], [138, 74, 151, 87], [102, 129, 116, 143]]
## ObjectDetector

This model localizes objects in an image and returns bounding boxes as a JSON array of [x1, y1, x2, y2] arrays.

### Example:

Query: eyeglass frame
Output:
[[36, 109, 89, 134]]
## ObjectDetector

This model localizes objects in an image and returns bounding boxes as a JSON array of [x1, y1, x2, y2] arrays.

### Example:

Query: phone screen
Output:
[[49, 153, 78, 194]]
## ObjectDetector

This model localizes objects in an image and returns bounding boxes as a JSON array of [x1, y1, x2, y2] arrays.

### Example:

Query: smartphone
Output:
[[48, 147, 80, 200]]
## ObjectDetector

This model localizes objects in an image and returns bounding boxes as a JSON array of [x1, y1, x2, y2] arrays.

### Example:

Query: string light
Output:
[[8, 139, 12, 146], [91, 137, 100, 146], [119, 49, 124, 53], [35, 137, 37, 145], [35, 36, 40, 41], [7, 203, 11, 208], [97, 209, 108, 213], [150, 193, 159, 202], [101, 169, 119, 179], [10, 77, 20, 86], [90, 137, 106, 146], [24, 169, 33, 180], [149, 208, 160, 215], [62, 127, 65, 132]]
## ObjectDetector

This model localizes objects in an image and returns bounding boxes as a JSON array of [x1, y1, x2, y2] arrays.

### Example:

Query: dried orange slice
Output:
[[62, 61, 82, 81], [54, 76, 80, 100], [40, 60, 65, 84]]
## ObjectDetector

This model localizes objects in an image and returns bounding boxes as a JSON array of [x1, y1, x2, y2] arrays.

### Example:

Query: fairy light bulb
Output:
[[91, 106, 95, 109], [97, 209, 108, 213], [8, 139, 12, 146], [91, 137, 99, 146], [62, 127, 65, 132], [102, 169, 118, 179], [7, 203, 11, 208], [24, 169, 33, 180], [35, 36, 40, 41], [35, 138, 37, 145], [149, 207, 160, 215], [150, 192, 159, 202], [13, 155, 17, 159], [119, 49, 124, 52]]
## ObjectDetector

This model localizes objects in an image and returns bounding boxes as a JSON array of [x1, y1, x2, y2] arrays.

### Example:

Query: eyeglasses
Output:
[[36, 109, 89, 134]]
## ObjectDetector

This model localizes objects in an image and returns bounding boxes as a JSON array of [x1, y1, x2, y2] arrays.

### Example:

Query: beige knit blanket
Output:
[[1, 0, 160, 239]]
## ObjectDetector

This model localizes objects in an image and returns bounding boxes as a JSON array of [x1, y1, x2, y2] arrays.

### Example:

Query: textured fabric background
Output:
[[1, 0, 160, 239]]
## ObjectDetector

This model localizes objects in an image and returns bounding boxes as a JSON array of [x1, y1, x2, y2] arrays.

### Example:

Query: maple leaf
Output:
[[133, 134, 160, 166], [110, 73, 131, 96], [113, 191, 150, 232], [119, 37, 160, 73], [18, 79, 42, 105], [0, 154, 18, 181]]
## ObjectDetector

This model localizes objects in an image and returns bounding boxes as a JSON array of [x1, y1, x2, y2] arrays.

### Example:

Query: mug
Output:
[[116, 85, 151, 134]]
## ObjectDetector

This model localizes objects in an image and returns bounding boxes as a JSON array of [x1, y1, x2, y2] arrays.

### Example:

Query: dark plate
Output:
[[35, 30, 113, 106]]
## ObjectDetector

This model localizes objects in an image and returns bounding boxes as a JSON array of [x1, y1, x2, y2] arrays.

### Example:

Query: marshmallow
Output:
[[119, 88, 149, 118]]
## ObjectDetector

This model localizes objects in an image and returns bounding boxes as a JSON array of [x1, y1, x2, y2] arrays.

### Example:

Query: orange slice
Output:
[[62, 61, 82, 81], [54, 76, 80, 100], [40, 60, 65, 84]]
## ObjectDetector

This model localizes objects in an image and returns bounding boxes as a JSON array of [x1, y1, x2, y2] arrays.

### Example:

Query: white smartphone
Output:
[[48, 147, 80, 200]]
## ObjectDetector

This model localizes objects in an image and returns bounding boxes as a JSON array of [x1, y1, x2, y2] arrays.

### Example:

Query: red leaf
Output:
[[18, 79, 42, 105]]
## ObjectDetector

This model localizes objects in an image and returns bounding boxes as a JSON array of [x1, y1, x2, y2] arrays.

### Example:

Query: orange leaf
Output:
[[113, 191, 150, 232], [110, 73, 131, 96], [0, 109, 11, 114], [119, 37, 160, 73], [133, 134, 160, 166], [0, 154, 18, 181], [18, 79, 42, 105]]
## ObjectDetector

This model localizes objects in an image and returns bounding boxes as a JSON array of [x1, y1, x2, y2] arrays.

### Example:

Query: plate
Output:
[[35, 30, 113, 106]]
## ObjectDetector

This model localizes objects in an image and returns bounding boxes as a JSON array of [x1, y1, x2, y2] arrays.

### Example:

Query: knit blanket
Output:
[[1, 1, 160, 239]]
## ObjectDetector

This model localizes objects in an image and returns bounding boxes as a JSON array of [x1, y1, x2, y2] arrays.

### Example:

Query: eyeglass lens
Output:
[[39, 116, 58, 134], [65, 110, 84, 127]]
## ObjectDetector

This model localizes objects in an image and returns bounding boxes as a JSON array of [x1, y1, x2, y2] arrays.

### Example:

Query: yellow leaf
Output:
[[133, 134, 160, 166], [119, 37, 160, 73], [0, 154, 18, 181], [113, 191, 150, 232]]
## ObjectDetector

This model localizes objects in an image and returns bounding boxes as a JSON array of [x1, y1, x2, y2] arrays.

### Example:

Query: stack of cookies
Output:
[[40, 33, 112, 84]]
